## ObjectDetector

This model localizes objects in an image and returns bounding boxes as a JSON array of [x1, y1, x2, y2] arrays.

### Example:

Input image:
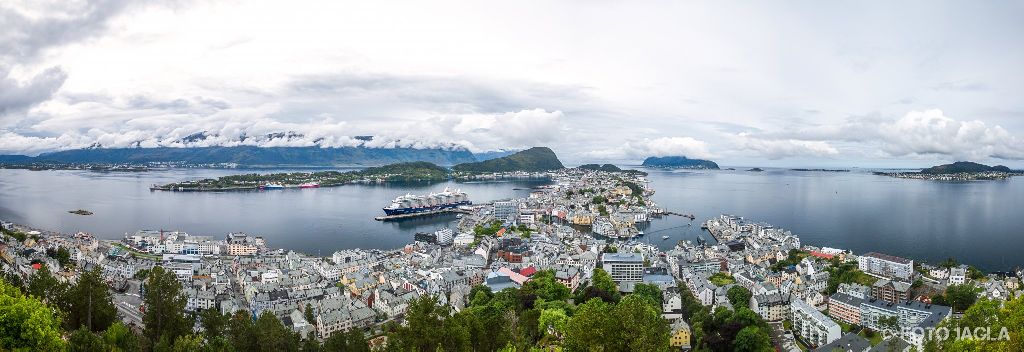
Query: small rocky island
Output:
[[641, 156, 719, 169], [875, 161, 1021, 181], [68, 209, 93, 215], [747, 167, 764, 172]]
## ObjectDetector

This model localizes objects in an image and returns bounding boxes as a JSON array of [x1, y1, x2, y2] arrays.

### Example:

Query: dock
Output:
[[374, 208, 473, 221]]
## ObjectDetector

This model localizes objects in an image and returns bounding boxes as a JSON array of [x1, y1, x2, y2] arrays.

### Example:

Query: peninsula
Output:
[[876, 161, 1021, 181], [151, 161, 451, 191]]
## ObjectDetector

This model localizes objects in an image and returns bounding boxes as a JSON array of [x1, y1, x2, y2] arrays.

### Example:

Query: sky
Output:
[[1, 0, 1023, 167]]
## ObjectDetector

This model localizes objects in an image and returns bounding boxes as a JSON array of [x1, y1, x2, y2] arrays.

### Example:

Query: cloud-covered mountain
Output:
[[3, 144, 478, 167]]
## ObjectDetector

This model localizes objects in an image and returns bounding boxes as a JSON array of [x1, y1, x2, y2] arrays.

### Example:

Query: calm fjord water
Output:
[[1, 167, 1021, 271]]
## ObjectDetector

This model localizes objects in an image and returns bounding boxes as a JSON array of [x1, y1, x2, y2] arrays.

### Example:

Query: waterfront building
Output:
[[492, 200, 520, 223], [858, 252, 914, 280], [791, 297, 841, 347], [601, 252, 644, 283]]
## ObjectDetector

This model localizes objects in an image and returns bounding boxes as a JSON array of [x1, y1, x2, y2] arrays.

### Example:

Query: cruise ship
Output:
[[382, 188, 471, 216]]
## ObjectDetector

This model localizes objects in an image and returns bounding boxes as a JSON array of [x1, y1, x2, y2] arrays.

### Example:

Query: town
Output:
[[2, 167, 1022, 351]]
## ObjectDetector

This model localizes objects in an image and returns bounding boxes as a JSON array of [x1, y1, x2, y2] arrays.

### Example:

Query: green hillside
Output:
[[452, 147, 564, 173]]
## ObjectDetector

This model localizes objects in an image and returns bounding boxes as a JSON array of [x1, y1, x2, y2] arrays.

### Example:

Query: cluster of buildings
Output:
[[673, 215, 1021, 351], [4, 167, 1024, 350]]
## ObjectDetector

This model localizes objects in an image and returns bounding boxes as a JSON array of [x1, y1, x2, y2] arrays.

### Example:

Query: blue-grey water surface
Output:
[[0, 167, 1021, 271]]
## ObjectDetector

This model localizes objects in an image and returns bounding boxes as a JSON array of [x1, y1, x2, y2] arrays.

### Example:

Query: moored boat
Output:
[[382, 187, 472, 216]]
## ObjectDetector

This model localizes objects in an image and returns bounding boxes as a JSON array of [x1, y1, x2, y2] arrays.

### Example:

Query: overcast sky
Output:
[[2, 1, 1023, 167]]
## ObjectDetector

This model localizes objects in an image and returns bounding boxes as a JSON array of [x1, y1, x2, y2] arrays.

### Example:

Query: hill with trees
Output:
[[577, 164, 623, 172], [641, 156, 720, 169], [452, 147, 564, 173], [920, 161, 1014, 174]]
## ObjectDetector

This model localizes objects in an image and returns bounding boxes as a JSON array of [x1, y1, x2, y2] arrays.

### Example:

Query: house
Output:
[[669, 320, 691, 349], [662, 292, 683, 321], [949, 266, 967, 285], [553, 265, 581, 291]]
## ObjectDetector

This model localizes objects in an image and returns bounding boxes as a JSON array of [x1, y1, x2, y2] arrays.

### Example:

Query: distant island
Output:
[[68, 209, 93, 216], [920, 161, 1013, 174], [791, 168, 849, 172], [0, 145, 477, 167], [154, 148, 566, 191], [876, 161, 1021, 181], [641, 156, 719, 169], [576, 163, 648, 176], [152, 161, 451, 191], [747, 168, 764, 172], [578, 163, 622, 172], [452, 147, 564, 173]]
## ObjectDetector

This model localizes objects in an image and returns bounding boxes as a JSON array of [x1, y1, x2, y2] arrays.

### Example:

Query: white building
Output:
[[601, 252, 644, 283], [791, 297, 841, 347], [949, 266, 967, 285], [493, 200, 520, 223], [857, 252, 914, 280]]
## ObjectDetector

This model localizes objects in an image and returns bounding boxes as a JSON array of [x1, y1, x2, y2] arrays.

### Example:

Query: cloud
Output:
[[0, 0, 134, 61], [585, 137, 713, 161], [779, 109, 1024, 160], [0, 103, 566, 155], [873, 110, 1024, 160], [0, 66, 67, 115], [732, 134, 839, 160]]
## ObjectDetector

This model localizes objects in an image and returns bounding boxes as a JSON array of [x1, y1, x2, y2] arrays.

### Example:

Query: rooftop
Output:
[[862, 252, 912, 265], [601, 252, 643, 263]]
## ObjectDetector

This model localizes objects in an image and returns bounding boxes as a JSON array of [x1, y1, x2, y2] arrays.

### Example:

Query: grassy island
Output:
[[152, 161, 451, 191]]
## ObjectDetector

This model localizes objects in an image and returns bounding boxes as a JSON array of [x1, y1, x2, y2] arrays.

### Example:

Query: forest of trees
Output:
[[1, 264, 677, 351]]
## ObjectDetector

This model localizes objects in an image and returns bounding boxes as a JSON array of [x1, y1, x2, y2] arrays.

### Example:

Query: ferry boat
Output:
[[382, 187, 471, 216], [259, 183, 285, 190], [299, 182, 320, 188]]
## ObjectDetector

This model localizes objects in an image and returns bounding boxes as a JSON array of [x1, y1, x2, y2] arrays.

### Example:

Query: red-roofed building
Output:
[[31, 263, 42, 270], [498, 267, 530, 285], [809, 251, 834, 260], [496, 228, 507, 237], [520, 266, 537, 277]]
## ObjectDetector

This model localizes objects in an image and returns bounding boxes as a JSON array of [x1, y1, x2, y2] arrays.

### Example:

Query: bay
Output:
[[1, 167, 1022, 271]]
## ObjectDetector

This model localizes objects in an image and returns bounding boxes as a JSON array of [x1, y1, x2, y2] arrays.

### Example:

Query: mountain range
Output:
[[0, 146, 478, 167]]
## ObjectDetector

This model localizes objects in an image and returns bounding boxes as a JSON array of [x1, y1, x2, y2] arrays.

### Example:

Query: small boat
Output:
[[260, 183, 285, 190], [662, 235, 670, 240], [299, 182, 320, 188], [638, 231, 645, 236]]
